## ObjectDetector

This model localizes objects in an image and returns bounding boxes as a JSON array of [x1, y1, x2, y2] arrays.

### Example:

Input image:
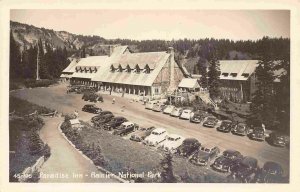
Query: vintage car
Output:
[[203, 116, 218, 128], [103, 116, 128, 131], [152, 103, 166, 112], [254, 161, 284, 183], [176, 138, 201, 157], [159, 134, 185, 153], [112, 122, 139, 136], [143, 128, 168, 146], [91, 110, 113, 122], [145, 100, 159, 110], [93, 114, 114, 127], [190, 144, 220, 166], [170, 107, 183, 117], [211, 156, 241, 173], [180, 109, 193, 120], [249, 127, 265, 141], [232, 123, 249, 136], [163, 105, 175, 114], [190, 113, 204, 123], [222, 149, 243, 160], [130, 126, 156, 142], [217, 120, 234, 133], [82, 104, 102, 114], [268, 131, 288, 147], [230, 156, 259, 182]]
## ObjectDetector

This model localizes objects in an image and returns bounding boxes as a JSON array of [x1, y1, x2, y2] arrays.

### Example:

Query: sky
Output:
[[10, 9, 290, 41]]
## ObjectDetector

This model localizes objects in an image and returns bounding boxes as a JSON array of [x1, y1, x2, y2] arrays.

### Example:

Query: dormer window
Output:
[[94, 67, 97, 73], [230, 73, 237, 77], [118, 65, 123, 72], [126, 65, 131, 73], [242, 73, 249, 77], [135, 65, 141, 73], [144, 65, 150, 74], [110, 65, 115, 72], [222, 73, 229, 77]]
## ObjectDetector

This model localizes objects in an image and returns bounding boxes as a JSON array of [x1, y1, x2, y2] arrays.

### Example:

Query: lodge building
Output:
[[61, 45, 185, 97]]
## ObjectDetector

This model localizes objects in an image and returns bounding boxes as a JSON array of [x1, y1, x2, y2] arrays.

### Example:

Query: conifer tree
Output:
[[207, 50, 221, 99]]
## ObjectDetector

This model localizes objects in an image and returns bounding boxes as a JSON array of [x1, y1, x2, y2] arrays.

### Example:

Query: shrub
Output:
[[23, 79, 58, 88], [29, 132, 44, 155], [43, 144, 51, 160]]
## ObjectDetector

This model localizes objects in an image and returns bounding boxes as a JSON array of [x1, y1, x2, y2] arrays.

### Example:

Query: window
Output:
[[118, 65, 123, 72], [222, 73, 229, 77], [242, 73, 249, 77], [126, 65, 131, 73], [135, 65, 141, 73], [110, 65, 115, 72], [144, 65, 150, 74], [230, 73, 237, 77]]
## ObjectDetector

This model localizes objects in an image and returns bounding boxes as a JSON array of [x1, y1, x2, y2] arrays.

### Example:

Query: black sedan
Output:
[[223, 149, 243, 160], [190, 145, 220, 166], [254, 161, 284, 183], [93, 114, 114, 127], [103, 116, 128, 131], [203, 116, 218, 128], [217, 120, 234, 133], [211, 156, 241, 173], [249, 127, 265, 141], [229, 156, 259, 183], [268, 131, 288, 147], [190, 113, 203, 124], [231, 123, 249, 136], [82, 104, 102, 114], [176, 138, 201, 158]]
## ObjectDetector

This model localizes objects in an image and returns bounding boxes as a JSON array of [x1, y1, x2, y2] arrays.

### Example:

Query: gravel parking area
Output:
[[10, 83, 290, 178]]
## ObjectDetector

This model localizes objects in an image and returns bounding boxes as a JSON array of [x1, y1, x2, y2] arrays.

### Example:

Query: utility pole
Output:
[[36, 42, 40, 81]]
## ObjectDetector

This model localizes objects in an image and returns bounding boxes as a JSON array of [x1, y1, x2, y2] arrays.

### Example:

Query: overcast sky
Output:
[[10, 9, 290, 41]]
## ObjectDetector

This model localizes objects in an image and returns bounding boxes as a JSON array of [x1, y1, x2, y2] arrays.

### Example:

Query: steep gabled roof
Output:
[[219, 60, 259, 81], [62, 59, 79, 73], [178, 78, 200, 89], [92, 51, 170, 86]]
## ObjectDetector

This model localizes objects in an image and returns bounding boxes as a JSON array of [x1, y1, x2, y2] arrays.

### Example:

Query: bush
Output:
[[29, 132, 44, 155], [43, 144, 51, 160], [23, 79, 58, 88]]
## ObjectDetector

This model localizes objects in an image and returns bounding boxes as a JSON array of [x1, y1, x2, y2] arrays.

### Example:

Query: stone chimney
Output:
[[167, 47, 176, 92]]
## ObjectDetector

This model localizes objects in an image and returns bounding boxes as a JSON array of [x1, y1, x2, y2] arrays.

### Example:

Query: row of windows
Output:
[[221, 73, 249, 77], [75, 68, 98, 73], [111, 65, 151, 74]]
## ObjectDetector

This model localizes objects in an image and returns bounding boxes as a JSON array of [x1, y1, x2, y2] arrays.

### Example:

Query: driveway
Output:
[[38, 117, 118, 183]]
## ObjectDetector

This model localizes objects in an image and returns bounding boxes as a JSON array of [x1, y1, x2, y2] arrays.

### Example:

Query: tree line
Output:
[[10, 31, 70, 80]]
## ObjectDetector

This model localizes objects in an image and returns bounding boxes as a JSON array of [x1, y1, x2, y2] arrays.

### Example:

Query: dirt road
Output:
[[10, 83, 289, 177], [38, 117, 118, 183]]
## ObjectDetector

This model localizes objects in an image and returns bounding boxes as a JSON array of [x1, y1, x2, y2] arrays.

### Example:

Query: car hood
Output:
[[162, 140, 183, 149], [145, 134, 162, 142]]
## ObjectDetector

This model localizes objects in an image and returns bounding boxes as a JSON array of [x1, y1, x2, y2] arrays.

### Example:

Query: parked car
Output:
[[159, 134, 185, 153], [268, 131, 288, 147], [203, 116, 218, 128], [180, 109, 193, 120], [230, 156, 259, 182], [249, 127, 265, 141], [143, 128, 168, 146], [91, 111, 113, 123], [145, 100, 159, 110], [152, 103, 166, 112], [254, 161, 284, 183], [190, 144, 220, 166], [82, 104, 102, 114], [112, 122, 139, 136], [170, 107, 183, 117], [93, 114, 114, 127], [176, 138, 201, 157], [163, 105, 175, 114], [222, 149, 243, 160], [103, 116, 128, 131], [130, 126, 156, 142], [211, 156, 241, 173], [232, 123, 249, 136], [190, 112, 204, 123], [217, 120, 234, 133]]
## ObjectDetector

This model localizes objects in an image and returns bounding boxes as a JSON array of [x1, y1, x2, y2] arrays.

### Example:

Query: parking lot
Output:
[[10, 83, 290, 177]]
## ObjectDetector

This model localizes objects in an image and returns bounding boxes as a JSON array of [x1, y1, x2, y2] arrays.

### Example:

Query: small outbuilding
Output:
[[69, 118, 83, 130], [178, 78, 201, 92]]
